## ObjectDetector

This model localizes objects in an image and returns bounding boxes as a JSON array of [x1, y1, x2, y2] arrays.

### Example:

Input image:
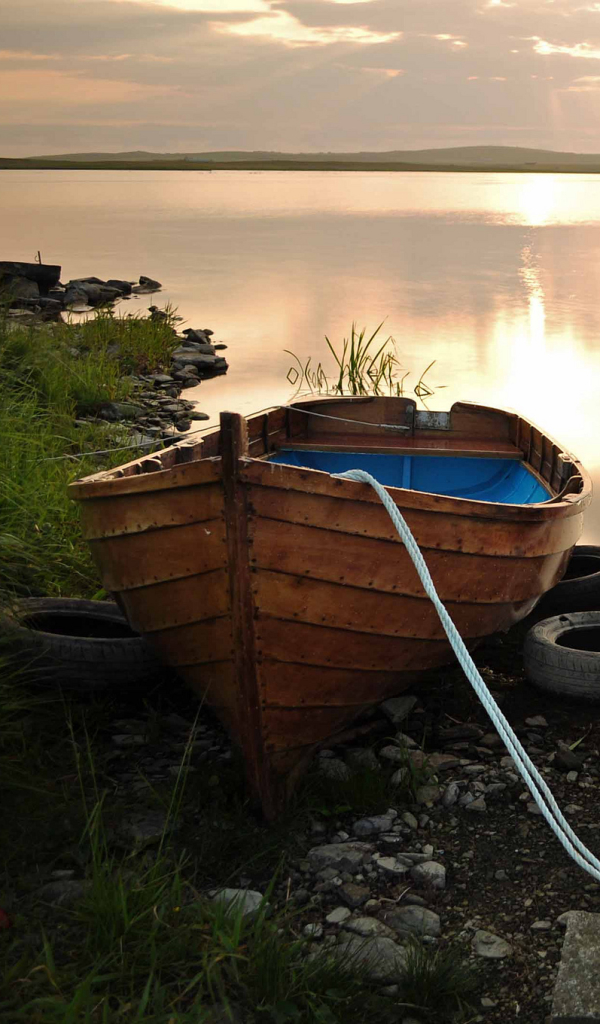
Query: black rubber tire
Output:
[[539, 545, 600, 613], [0, 598, 162, 692], [523, 611, 600, 701]]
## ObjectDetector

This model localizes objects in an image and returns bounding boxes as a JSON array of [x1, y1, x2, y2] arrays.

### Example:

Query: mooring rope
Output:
[[335, 467, 600, 882], [281, 404, 410, 432]]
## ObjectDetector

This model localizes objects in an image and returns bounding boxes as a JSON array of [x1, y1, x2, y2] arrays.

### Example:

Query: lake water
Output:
[[3, 168, 600, 538]]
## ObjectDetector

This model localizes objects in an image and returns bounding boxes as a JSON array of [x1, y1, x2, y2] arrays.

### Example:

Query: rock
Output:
[[37, 879, 88, 906], [343, 916, 396, 939], [525, 715, 548, 728], [346, 747, 380, 772], [531, 920, 552, 930], [208, 888, 265, 919], [471, 930, 513, 959], [465, 796, 487, 812], [382, 905, 441, 938], [97, 402, 145, 422], [410, 861, 446, 890], [171, 351, 228, 377], [150, 374, 176, 386], [0, 275, 39, 301], [116, 809, 174, 847], [63, 288, 91, 308], [339, 882, 370, 908], [401, 811, 419, 830], [379, 745, 410, 764], [442, 781, 460, 807], [372, 854, 409, 879], [326, 906, 351, 925], [307, 842, 373, 873], [415, 784, 441, 805], [352, 811, 397, 836], [133, 275, 162, 293], [172, 344, 216, 358], [551, 911, 600, 1022], [190, 411, 210, 421], [555, 742, 585, 773], [380, 695, 417, 725], [106, 279, 132, 295], [0, 260, 60, 293], [182, 328, 211, 343], [334, 935, 408, 983], [429, 753, 462, 771], [304, 922, 323, 939], [318, 758, 351, 781]]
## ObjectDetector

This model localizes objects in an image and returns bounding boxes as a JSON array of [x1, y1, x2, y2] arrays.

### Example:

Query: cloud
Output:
[[533, 37, 600, 58], [213, 8, 401, 45], [0, 68, 182, 106]]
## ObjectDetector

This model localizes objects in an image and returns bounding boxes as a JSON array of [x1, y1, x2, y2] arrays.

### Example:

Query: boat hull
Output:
[[70, 398, 591, 816]]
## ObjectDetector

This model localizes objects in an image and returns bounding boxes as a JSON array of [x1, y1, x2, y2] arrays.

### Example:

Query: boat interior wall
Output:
[[268, 451, 551, 505]]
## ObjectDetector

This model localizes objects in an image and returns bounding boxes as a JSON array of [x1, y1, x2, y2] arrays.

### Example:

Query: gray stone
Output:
[[37, 879, 89, 906], [116, 809, 173, 846], [415, 785, 441, 805], [531, 920, 552, 931], [334, 935, 408, 983], [551, 911, 600, 1022], [465, 796, 487, 812], [317, 757, 351, 781], [307, 842, 373, 873], [471, 930, 513, 959], [0, 275, 39, 300], [346, 747, 380, 772], [208, 888, 265, 919], [442, 781, 460, 807], [382, 905, 441, 938], [401, 812, 419, 830], [372, 854, 409, 878], [410, 861, 446, 890], [380, 695, 417, 725], [326, 906, 351, 925], [343, 916, 397, 939], [303, 922, 323, 939], [339, 882, 371, 908], [379, 745, 409, 764], [353, 810, 397, 836]]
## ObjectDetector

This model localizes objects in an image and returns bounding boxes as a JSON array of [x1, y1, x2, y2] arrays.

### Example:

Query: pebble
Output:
[[382, 905, 442, 938], [334, 935, 407, 983], [401, 812, 419, 830], [208, 888, 266, 919], [380, 695, 418, 725], [325, 906, 351, 925], [343, 916, 397, 939], [410, 861, 446, 890], [471, 930, 513, 958], [308, 843, 373, 874], [303, 923, 323, 939]]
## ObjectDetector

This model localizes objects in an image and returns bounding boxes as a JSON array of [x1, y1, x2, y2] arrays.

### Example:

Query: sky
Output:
[[2, 0, 600, 156]]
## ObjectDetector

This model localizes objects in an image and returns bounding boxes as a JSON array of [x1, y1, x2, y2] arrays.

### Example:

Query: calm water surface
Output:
[[3, 169, 600, 537]]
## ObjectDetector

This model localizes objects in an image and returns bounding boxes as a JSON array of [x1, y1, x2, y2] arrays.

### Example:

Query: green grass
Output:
[[0, 307, 180, 598], [397, 938, 479, 1022]]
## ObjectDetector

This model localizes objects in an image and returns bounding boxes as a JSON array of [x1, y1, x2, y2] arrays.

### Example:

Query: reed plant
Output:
[[286, 322, 441, 401]]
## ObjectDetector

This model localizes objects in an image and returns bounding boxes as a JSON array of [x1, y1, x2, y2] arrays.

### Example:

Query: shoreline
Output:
[[3, 157, 600, 173]]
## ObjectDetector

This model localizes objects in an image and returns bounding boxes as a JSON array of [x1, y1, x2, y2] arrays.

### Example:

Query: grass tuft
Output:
[[397, 938, 480, 1022]]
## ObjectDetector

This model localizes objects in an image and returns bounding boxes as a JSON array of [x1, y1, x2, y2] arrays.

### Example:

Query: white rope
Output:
[[281, 404, 410, 432], [336, 468, 600, 882]]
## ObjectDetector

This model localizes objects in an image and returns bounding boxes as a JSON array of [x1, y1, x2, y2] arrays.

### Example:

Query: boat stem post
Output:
[[220, 412, 279, 819]]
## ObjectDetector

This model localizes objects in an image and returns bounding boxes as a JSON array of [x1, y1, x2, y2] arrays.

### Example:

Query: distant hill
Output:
[[28, 145, 600, 166]]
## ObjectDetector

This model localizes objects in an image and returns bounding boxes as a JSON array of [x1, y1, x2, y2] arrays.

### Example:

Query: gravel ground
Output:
[[6, 616, 600, 1023]]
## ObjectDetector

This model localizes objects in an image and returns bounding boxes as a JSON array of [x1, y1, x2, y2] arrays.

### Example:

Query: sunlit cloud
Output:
[[214, 10, 401, 46], [433, 34, 468, 47], [0, 50, 60, 61], [533, 37, 600, 59], [361, 66, 405, 77], [564, 74, 600, 89], [105, 0, 271, 10]]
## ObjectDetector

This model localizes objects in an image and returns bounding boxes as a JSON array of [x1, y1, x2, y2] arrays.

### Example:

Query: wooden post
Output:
[[220, 412, 277, 818]]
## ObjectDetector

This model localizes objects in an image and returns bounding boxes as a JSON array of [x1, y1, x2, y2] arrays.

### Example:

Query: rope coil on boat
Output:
[[335, 467, 600, 884]]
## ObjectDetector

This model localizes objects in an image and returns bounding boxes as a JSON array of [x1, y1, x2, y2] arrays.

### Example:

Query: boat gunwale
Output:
[[68, 399, 591, 522]]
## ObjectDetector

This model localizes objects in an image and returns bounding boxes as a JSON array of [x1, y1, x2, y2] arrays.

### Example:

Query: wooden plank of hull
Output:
[[78, 484, 224, 539], [256, 615, 461, 671], [243, 460, 588, 524], [118, 568, 231, 633], [262, 705, 376, 753], [247, 484, 583, 557], [260, 661, 412, 708], [145, 616, 234, 666], [70, 455, 221, 499], [249, 518, 571, 603], [253, 570, 537, 641], [88, 519, 227, 591]]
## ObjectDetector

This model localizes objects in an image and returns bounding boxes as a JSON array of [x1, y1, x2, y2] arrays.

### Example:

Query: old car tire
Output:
[[539, 545, 600, 613], [523, 612, 600, 701], [0, 598, 161, 692]]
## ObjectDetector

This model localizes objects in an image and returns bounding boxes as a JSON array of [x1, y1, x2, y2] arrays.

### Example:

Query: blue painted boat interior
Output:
[[269, 450, 551, 505]]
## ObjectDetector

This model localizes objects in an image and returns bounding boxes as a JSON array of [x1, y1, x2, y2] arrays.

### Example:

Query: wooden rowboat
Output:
[[69, 397, 591, 817]]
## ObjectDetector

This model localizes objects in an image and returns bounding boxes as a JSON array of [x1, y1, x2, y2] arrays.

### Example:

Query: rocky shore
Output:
[[0, 260, 229, 446]]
